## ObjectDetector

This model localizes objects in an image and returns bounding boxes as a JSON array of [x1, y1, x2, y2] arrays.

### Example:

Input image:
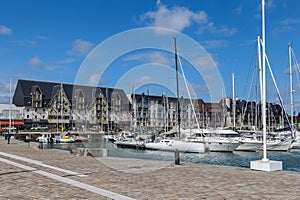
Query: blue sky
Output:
[[1, 0, 300, 113]]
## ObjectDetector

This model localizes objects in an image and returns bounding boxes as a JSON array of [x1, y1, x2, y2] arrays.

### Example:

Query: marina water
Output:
[[41, 140, 300, 172]]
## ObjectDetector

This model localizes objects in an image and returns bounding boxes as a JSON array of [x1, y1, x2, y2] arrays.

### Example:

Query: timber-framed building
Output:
[[13, 79, 131, 131]]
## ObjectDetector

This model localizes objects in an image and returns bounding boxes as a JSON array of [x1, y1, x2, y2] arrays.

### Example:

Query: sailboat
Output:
[[145, 38, 207, 153], [287, 43, 300, 149], [183, 72, 240, 152], [251, 0, 283, 171], [185, 128, 241, 152]]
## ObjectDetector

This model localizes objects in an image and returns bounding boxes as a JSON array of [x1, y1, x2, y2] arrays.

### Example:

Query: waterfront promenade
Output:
[[0, 137, 299, 200]]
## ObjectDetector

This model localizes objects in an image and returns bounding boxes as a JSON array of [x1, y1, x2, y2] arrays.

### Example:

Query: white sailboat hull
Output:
[[145, 139, 206, 153], [236, 142, 262, 151], [56, 138, 75, 143], [235, 138, 263, 151], [115, 140, 145, 149], [186, 136, 240, 152], [207, 142, 240, 152], [258, 138, 293, 151]]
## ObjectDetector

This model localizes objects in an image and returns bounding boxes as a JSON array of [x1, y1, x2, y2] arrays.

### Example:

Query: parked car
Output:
[[31, 126, 48, 130], [3, 126, 17, 131], [37, 126, 48, 130]]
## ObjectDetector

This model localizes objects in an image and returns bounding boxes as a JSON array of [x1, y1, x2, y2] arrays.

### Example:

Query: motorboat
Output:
[[115, 138, 146, 149], [36, 133, 55, 143], [74, 135, 89, 143], [186, 128, 240, 152], [103, 134, 117, 143], [55, 132, 75, 143]]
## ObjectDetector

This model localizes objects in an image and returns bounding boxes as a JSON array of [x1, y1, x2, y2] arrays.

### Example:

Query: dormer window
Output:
[[75, 89, 85, 110], [31, 85, 42, 108], [112, 92, 121, 112]]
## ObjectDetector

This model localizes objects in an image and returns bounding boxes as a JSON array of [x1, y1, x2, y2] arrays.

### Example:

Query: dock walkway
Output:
[[0, 137, 299, 199]]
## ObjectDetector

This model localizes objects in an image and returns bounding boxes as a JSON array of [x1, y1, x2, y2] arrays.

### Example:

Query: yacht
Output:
[[186, 129, 240, 152], [145, 128, 207, 153], [55, 132, 75, 143], [36, 133, 55, 143], [145, 138, 206, 153]]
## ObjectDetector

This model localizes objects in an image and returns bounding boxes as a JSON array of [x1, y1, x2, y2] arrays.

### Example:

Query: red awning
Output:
[[0, 120, 24, 125]]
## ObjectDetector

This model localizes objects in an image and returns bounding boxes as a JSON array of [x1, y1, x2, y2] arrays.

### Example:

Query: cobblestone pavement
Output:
[[0, 136, 299, 200]]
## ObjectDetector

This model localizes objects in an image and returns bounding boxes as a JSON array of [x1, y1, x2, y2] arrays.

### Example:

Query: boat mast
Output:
[[232, 72, 236, 130], [174, 38, 181, 138], [257, 35, 263, 130], [261, 0, 268, 161], [289, 43, 294, 133], [250, 0, 283, 172]]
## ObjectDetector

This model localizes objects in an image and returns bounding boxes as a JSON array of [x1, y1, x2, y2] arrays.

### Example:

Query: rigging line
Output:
[[177, 54, 206, 137], [283, 48, 289, 103], [240, 64, 257, 131], [291, 47, 300, 89], [242, 40, 258, 99], [265, 53, 293, 134], [259, 38, 293, 134]]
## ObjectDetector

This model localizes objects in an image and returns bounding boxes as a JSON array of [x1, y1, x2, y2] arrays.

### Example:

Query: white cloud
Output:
[[192, 55, 218, 71], [125, 51, 172, 66], [57, 57, 75, 64], [140, 2, 235, 37], [88, 74, 99, 85], [29, 56, 43, 68], [11, 40, 36, 46], [198, 22, 236, 36], [36, 35, 49, 40], [28, 56, 57, 70], [202, 40, 228, 49], [266, 0, 275, 9], [233, 6, 243, 15], [0, 25, 12, 35], [140, 3, 207, 32], [135, 75, 152, 85], [69, 39, 94, 57], [272, 18, 300, 35]]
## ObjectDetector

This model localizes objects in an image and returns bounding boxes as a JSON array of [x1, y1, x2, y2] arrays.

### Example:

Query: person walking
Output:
[[7, 133, 11, 144]]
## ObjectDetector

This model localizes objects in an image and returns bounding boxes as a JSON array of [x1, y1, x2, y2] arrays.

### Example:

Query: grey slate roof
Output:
[[13, 79, 131, 111]]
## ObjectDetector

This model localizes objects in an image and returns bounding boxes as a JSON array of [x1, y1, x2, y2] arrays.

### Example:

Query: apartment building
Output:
[[13, 79, 131, 131]]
